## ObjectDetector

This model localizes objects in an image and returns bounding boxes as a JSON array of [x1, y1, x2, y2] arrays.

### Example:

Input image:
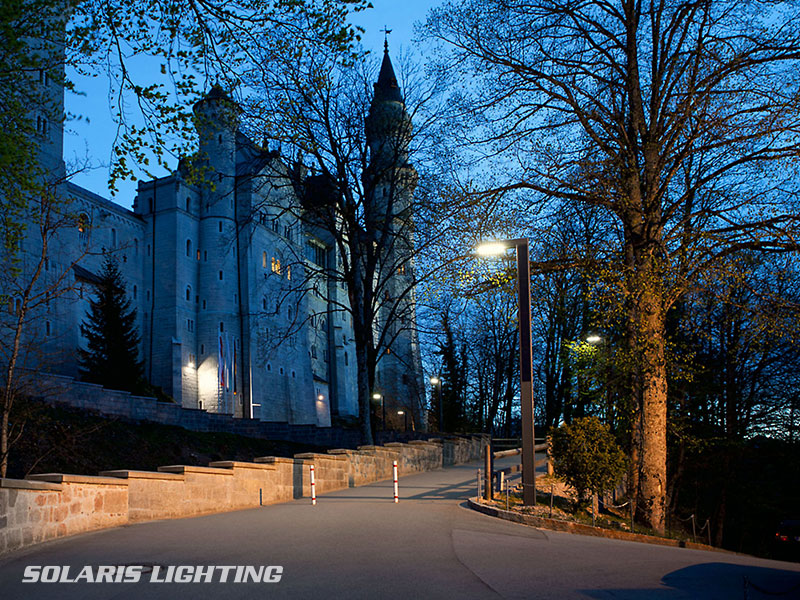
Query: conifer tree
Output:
[[79, 256, 143, 393]]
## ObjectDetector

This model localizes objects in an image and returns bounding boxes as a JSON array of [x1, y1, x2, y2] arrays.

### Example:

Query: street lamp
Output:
[[586, 334, 602, 344], [430, 376, 442, 432], [372, 393, 385, 431], [397, 410, 408, 432], [475, 237, 536, 505]]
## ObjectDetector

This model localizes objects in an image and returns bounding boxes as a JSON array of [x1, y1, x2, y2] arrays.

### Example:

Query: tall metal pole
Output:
[[437, 382, 443, 432], [516, 239, 536, 505]]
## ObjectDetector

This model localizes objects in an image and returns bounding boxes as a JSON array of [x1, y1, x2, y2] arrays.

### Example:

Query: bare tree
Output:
[[426, 0, 800, 531]]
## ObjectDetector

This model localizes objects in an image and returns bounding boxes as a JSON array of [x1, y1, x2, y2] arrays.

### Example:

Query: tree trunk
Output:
[[636, 291, 667, 533]]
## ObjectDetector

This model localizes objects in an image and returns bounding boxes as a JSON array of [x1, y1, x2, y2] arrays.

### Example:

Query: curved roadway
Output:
[[1, 456, 798, 599]]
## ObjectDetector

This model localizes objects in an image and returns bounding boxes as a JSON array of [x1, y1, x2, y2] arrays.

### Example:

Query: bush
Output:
[[550, 417, 627, 509]]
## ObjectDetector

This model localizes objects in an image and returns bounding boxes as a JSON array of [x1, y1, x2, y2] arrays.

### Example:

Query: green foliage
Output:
[[551, 416, 627, 507], [79, 256, 145, 394]]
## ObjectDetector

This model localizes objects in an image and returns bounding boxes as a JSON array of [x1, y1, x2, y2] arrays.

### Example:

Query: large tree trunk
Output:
[[636, 290, 668, 533]]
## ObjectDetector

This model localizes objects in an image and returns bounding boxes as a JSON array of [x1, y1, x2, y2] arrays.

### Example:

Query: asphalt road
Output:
[[1, 456, 799, 599]]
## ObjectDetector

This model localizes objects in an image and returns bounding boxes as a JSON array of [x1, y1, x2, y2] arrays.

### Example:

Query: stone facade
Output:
[[0, 435, 489, 556], [2, 45, 423, 428]]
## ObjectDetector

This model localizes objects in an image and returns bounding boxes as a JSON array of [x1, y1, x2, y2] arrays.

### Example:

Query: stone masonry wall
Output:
[[0, 435, 488, 557]]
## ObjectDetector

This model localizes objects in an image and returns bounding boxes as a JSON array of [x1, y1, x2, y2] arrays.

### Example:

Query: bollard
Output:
[[550, 484, 554, 518], [310, 464, 316, 506], [259, 488, 263, 506], [477, 469, 482, 503], [546, 435, 554, 476], [484, 445, 493, 501], [498, 471, 505, 494], [393, 460, 399, 503]]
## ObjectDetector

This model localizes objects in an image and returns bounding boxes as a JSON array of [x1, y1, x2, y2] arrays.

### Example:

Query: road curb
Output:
[[467, 497, 733, 554]]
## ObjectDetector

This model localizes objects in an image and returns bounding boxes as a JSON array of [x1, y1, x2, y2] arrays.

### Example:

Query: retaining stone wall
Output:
[[0, 435, 488, 557]]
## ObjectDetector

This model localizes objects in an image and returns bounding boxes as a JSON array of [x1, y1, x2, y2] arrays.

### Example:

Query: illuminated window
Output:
[[262, 251, 267, 268], [287, 265, 291, 280]]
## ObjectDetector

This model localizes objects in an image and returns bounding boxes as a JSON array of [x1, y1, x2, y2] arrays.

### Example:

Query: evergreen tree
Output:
[[79, 256, 144, 393]]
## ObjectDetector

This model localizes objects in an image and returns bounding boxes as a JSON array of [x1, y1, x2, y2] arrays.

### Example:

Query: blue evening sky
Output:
[[62, 0, 442, 208]]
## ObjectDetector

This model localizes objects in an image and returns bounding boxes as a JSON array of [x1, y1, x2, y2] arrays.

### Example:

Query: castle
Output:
[[2, 42, 424, 429]]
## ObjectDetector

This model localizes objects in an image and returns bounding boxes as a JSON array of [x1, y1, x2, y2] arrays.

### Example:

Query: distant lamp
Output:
[[397, 410, 405, 415], [317, 394, 324, 401], [475, 241, 508, 256], [586, 334, 602, 344], [429, 376, 440, 385], [372, 393, 382, 400]]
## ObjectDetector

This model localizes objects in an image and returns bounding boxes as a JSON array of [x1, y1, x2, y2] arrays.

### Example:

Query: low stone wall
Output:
[[0, 435, 488, 556]]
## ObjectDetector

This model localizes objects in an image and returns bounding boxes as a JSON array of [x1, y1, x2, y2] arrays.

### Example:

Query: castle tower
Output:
[[364, 45, 425, 429], [192, 87, 244, 414]]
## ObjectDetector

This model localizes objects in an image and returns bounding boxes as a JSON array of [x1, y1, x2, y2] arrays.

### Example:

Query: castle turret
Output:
[[364, 44, 424, 430], [193, 86, 243, 414]]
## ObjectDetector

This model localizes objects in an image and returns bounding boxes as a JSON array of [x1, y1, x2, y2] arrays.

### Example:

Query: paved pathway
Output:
[[1, 456, 798, 599]]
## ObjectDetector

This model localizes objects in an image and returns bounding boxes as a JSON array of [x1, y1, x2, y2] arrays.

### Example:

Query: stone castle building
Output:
[[2, 42, 424, 428]]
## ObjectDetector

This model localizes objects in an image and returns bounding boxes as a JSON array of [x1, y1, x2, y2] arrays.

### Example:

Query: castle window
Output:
[[267, 363, 271, 372], [186, 239, 191, 257], [218, 134, 223, 144], [344, 352, 348, 366], [219, 270, 223, 280], [186, 286, 191, 301], [306, 241, 326, 267], [146, 290, 151, 301], [262, 251, 267, 269], [133, 285, 137, 300], [287, 265, 291, 280], [311, 345, 317, 359], [202, 300, 207, 309], [196, 295, 199, 304], [262, 298, 267, 310], [280, 367, 284, 375], [187, 319, 194, 332], [111, 229, 117, 248], [196, 249, 200, 260], [45, 321, 51, 336], [200, 344, 205, 355], [147, 244, 151, 257], [292, 371, 296, 378], [185, 198, 190, 212], [272, 220, 279, 233], [135, 239, 138, 255], [320, 318, 325, 330], [284, 225, 291, 239], [219, 322, 224, 332], [383, 188, 388, 197], [204, 250, 208, 261], [218, 221, 222, 232]]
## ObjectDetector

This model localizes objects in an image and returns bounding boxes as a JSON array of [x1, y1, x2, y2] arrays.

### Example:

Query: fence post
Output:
[[546, 435, 554, 476]]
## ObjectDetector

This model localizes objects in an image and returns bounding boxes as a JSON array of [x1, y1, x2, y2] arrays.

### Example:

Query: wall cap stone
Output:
[[100, 470, 185, 480], [293, 452, 346, 462], [357, 445, 400, 454], [0, 477, 62, 491], [254, 456, 299, 464], [27, 474, 129, 486], [157, 465, 234, 475], [208, 461, 277, 470]]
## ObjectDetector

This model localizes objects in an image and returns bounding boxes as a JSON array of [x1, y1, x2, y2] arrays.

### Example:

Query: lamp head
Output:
[[475, 241, 508, 256]]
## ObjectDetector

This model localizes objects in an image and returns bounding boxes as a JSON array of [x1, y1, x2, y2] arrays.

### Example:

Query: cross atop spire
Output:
[[380, 26, 392, 52]]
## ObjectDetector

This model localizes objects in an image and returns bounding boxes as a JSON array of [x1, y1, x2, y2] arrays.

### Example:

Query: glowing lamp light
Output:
[[372, 393, 382, 400], [586, 334, 602, 344], [397, 410, 405, 415], [429, 376, 440, 385], [317, 394, 324, 401], [475, 241, 508, 256]]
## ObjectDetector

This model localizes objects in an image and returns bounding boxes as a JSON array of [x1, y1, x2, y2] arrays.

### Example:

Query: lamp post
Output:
[[430, 376, 442, 432], [476, 238, 536, 505]]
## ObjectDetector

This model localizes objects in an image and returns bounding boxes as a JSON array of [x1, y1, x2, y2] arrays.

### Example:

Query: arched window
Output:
[[133, 285, 137, 300], [185, 197, 190, 212], [311, 345, 317, 359], [186, 286, 191, 301], [262, 297, 267, 310], [344, 352, 348, 366], [262, 251, 267, 268], [186, 239, 192, 257]]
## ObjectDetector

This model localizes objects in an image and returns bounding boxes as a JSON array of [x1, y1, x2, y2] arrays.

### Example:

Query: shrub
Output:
[[550, 417, 627, 509]]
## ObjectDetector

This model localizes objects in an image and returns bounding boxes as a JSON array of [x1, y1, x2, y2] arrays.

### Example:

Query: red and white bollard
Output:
[[393, 460, 399, 503], [310, 464, 316, 506]]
